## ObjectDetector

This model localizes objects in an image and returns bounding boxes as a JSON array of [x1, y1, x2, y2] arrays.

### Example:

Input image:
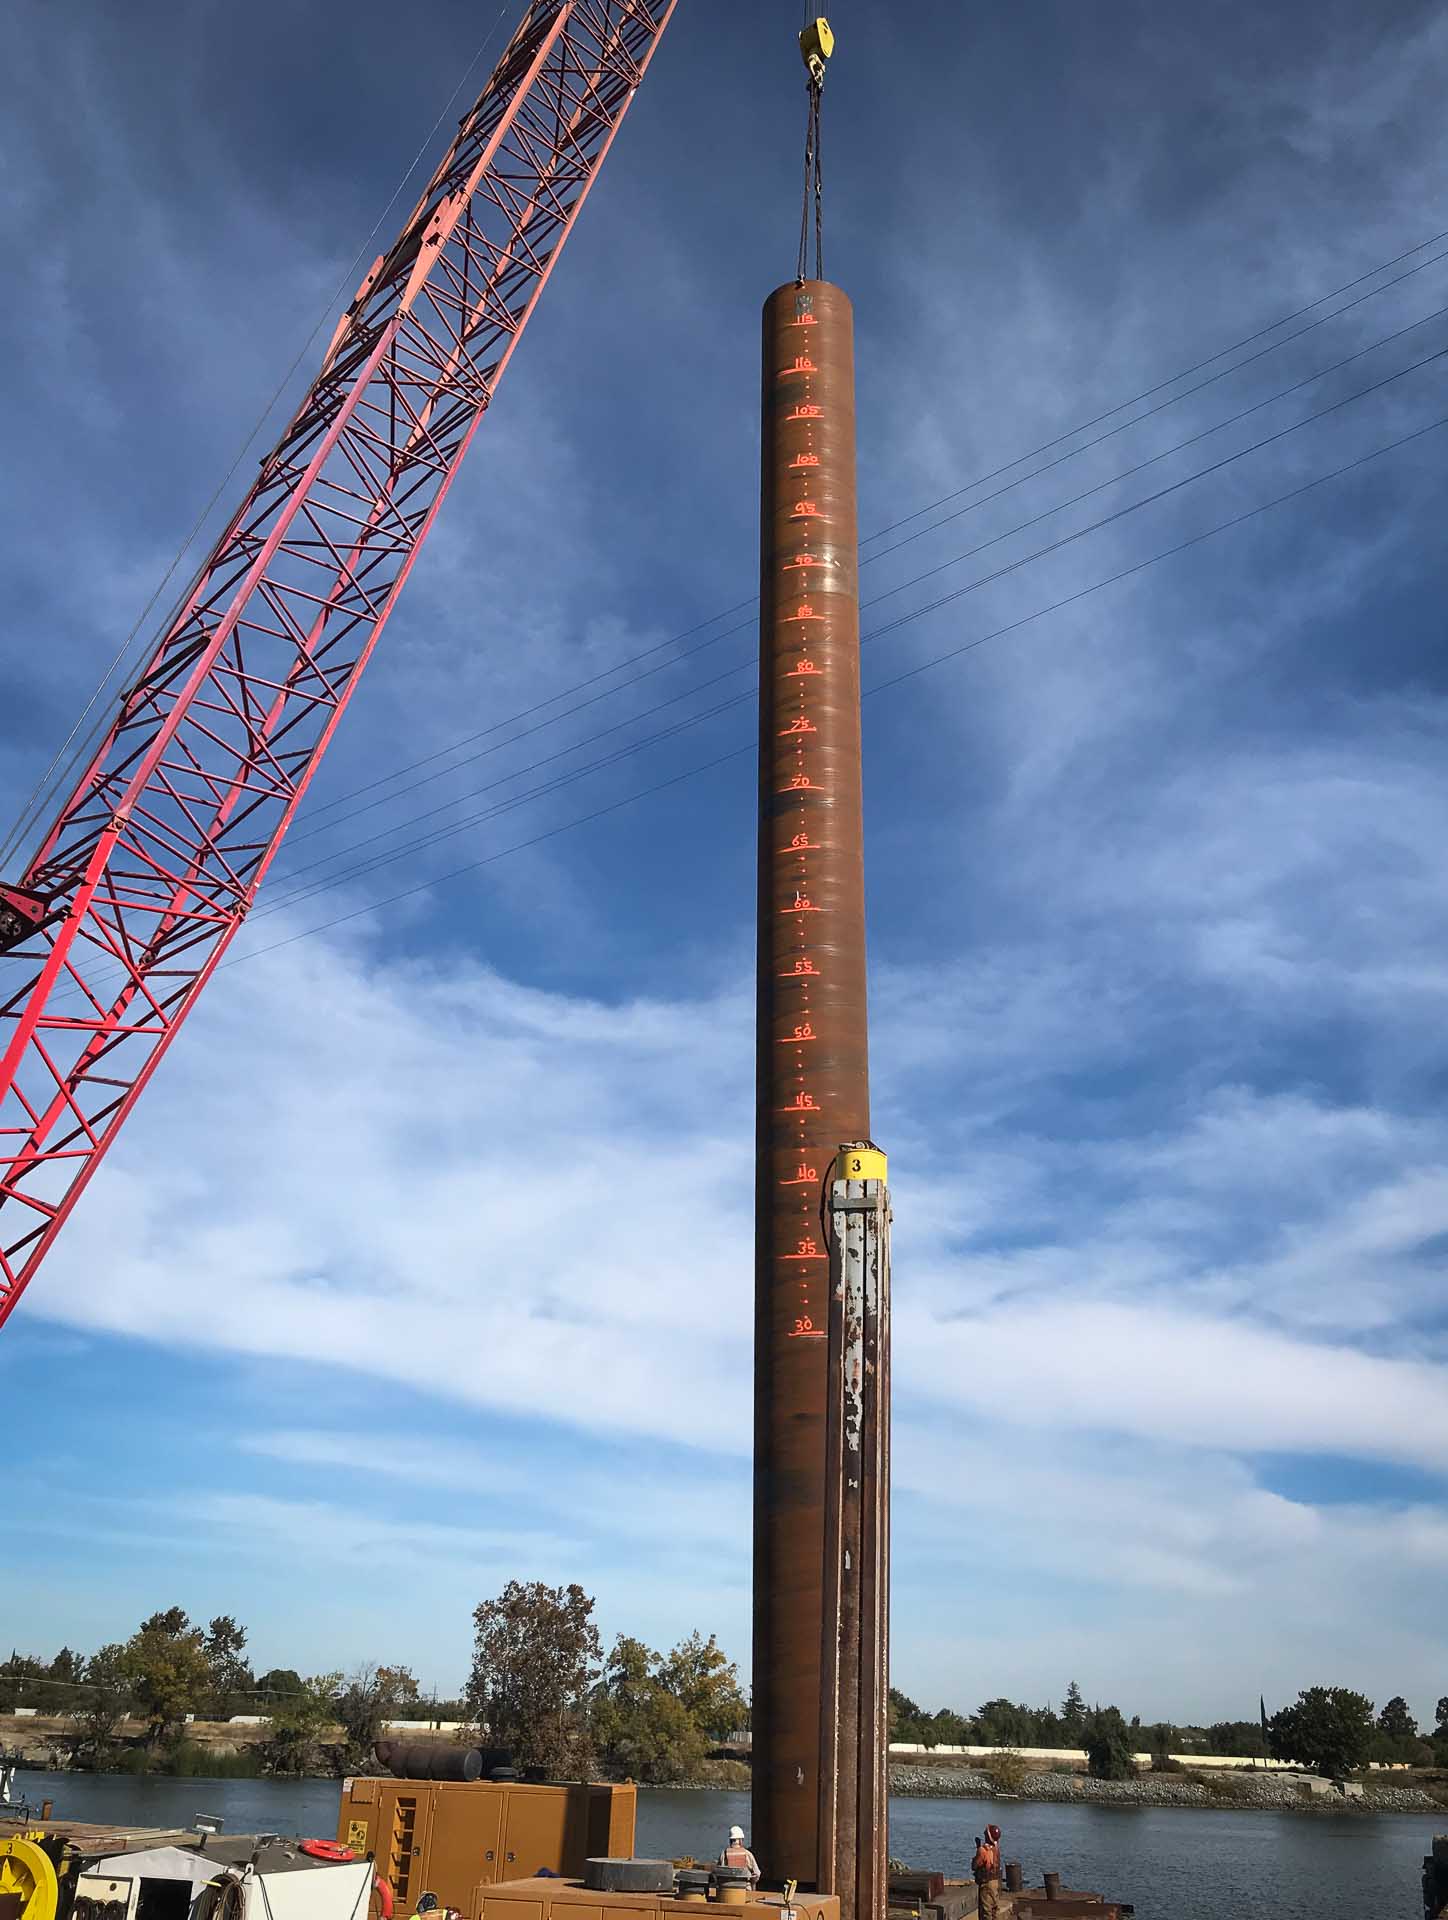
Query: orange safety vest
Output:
[[722, 1844, 759, 1879], [972, 1840, 1000, 1883]]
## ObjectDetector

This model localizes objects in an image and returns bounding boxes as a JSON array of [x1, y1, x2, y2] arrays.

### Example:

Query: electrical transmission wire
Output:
[[268, 245, 1448, 885], [251, 307, 1448, 914], [273, 222, 1448, 842], [0, 0, 518, 876], [219, 409, 1448, 974], [17, 218, 1448, 1012], [49, 382, 1446, 1020]]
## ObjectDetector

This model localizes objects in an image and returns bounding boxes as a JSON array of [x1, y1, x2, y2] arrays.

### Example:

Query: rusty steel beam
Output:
[[752, 279, 870, 1890], [817, 1155, 891, 1920]]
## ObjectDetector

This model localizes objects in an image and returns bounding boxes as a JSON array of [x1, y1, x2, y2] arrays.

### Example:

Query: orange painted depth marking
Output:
[[778, 1093, 820, 1112], [780, 894, 819, 913]]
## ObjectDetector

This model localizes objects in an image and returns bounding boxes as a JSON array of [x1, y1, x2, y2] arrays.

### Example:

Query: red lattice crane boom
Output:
[[0, 0, 676, 1329]]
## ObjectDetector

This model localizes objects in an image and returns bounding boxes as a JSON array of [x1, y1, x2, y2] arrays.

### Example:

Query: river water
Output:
[[13, 1770, 1436, 1920]]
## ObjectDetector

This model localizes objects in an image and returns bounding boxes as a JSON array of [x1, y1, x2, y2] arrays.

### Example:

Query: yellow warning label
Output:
[[347, 1821, 369, 1851], [840, 1146, 887, 1183]]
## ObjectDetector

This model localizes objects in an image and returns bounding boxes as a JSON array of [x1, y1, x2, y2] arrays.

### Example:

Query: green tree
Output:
[[926, 1708, 975, 1747], [1060, 1681, 1087, 1739], [141, 1607, 191, 1637], [591, 1636, 708, 1784], [122, 1609, 211, 1743], [467, 1581, 600, 1777], [334, 1664, 421, 1767], [0, 1652, 44, 1710], [48, 1647, 83, 1686], [1148, 1723, 1177, 1771], [1436, 1696, 1448, 1734], [260, 1673, 342, 1777], [68, 1644, 131, 1766], [657, 1633, 748, 1742], [255, 1668, 306, 1705], [1370, 1696, 1425, 1765], [204, 1616, 252, 1718], [1204, 1720, 1263, 1758], [888, 1690, 929, 1744], [976, 1698, 1034, 1748], [1268, 1688, 1375, 1778], [1083, 1707, 1136, 1781], [1378, 1697, 1416, 1739]]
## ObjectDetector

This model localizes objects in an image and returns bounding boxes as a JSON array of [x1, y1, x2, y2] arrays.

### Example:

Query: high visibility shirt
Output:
[[719, 1845, 761, 1885], [972, 1840, 1000, 1881]]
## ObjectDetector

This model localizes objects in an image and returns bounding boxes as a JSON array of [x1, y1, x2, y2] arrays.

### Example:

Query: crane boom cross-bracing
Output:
[[0, 0, 677, 1329]]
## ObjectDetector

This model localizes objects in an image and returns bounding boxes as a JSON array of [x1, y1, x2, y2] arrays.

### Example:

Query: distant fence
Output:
[[224, 1715, 465, 1729], [884, 1743, 1296, 1771]]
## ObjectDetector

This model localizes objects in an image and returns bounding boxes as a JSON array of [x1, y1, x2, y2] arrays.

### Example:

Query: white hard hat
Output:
[[729, 1826, 745, 1842]]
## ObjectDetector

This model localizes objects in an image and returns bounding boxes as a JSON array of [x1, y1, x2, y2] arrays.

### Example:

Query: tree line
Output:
[[890, 1680, 1448, 1777], [0, 1586, 748, 1784], [6, 1602, 1446, 1783]]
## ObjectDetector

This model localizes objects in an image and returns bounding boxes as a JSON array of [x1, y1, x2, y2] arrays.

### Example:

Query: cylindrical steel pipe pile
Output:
[[753, 278, 870, 1890]]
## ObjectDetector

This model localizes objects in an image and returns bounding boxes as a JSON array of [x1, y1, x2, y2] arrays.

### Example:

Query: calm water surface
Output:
[[15, 1771, 1436, 1920]]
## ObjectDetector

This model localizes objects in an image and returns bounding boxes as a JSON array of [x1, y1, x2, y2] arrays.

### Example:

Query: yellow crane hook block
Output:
[[0, 1835, 61, 1920], [799, 15, 834, 84]]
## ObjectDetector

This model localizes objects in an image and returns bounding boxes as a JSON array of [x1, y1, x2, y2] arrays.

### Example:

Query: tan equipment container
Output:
[[337, 1778, 637, 1918], [480, 1880, 840, 1920]]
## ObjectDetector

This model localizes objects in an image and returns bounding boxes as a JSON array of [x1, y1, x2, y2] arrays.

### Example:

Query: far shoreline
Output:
[[888, 1762, 1447, 1818], [12, 1758, 1446, 1819]]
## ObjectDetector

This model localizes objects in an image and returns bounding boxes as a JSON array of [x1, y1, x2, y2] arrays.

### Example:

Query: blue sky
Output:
[[3, 0, 1448, 1728]]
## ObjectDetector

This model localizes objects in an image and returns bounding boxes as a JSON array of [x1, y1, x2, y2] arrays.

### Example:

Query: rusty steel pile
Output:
[[752, 277, 871, 1893]]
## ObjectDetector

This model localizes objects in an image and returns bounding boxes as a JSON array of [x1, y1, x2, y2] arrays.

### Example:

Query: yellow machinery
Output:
[[798, 16, 834, 84], [0, 1834, 60, 1920], [337, 1778, 636, 1920]]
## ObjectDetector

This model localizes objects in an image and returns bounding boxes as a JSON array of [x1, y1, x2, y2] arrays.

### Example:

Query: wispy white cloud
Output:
[[7, 0, 1448, 1729]]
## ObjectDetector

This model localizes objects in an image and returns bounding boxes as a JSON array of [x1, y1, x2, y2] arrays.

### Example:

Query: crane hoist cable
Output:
[[796, 14, 834, 282]]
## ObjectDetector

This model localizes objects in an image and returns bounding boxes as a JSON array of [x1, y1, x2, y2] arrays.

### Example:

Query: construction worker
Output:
[[718, 1825, 761, 1887], [971, 1824, 1002, 1919]]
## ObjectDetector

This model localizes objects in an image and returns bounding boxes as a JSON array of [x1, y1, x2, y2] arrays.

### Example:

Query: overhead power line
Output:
[[272, 224, 1448, 844], [49, 387, 1444, 1022], [220, 409, 1448, 975], [252, 310, 1448, 915]]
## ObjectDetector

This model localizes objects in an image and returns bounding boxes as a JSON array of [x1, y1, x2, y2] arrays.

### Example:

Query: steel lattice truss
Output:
[[0, 0, 676, 1327]]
